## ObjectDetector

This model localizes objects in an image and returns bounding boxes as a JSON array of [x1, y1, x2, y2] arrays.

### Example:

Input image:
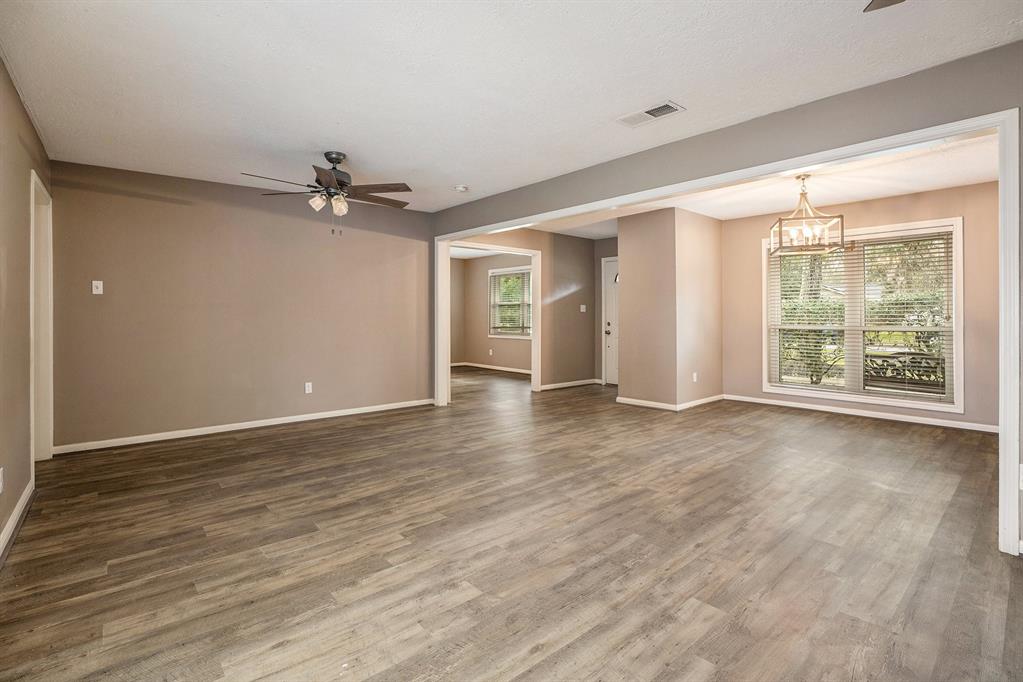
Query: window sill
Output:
[[762, 383, 964, 414], [489, 334, 531, 340]]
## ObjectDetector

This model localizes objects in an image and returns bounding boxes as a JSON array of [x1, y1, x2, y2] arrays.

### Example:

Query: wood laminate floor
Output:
[[1, 367, 1019, 680]]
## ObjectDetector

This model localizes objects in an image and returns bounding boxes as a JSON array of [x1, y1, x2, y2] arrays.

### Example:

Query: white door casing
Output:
[[602, 257, 619, 385]]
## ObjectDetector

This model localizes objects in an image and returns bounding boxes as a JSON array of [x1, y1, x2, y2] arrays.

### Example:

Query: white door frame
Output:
[[29, 169, 54, 472], [433, 110, 1020, 555], [434, 240, 542, 405], [600, 256, 619, 386]]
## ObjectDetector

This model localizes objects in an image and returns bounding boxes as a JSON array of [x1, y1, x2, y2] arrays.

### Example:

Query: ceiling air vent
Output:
[[616, 100, 686, 128]]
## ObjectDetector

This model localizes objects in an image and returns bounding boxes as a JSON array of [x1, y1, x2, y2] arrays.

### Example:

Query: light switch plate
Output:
[[0, 467, 4, 495], [304, 382, 313, 394], [91, 280, 104, 295]]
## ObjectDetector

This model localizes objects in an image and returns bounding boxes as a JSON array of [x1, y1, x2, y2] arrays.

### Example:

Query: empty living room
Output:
[[1, 1, 1022, 680]]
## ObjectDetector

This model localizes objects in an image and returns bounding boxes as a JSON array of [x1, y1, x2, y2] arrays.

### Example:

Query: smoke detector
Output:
[[616, 100, 686, 128]]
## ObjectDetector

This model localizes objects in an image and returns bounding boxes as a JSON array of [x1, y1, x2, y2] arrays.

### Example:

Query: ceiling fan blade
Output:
[[242, 172, 315, 188], [313, 165, 340, 191], [863, 0, 905, 11], [347, 182, 412, 194], [348, 194, 410, 209], [261, 191, 316, 196]]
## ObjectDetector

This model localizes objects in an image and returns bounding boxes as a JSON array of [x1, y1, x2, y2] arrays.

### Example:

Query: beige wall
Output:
[[722, 182, 999, 427], [618, 210, 678, 405], [593, 236, 618, 379], [0, 58, 50, 542], [458, 254, 531, 371], [676, 209, 723, 404], [51, 162, 434, 446], [450, 258, 465, 363], [464, 229, 595, 384]]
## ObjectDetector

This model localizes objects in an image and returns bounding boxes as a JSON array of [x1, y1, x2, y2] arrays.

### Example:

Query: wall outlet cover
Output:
[[91, 280, 103, 295], [304, 382, 313, 394]]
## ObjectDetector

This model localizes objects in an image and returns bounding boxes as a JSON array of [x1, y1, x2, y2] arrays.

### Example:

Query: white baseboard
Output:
[[451, 362, 531, 375], [51, 398, 435, 455], [1, 478, 34, 565], [616, 394, 724, 412], [540, 379, 602, 390], [722, 394, 999, 433]]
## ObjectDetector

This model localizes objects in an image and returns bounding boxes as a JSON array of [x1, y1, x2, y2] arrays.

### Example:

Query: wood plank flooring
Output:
[[1, 366, 1019, 680]]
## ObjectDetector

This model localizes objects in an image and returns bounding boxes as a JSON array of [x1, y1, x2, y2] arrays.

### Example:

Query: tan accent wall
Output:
[[722, 182, 999, 427], [459, 254, 531, 371], [0, 57, 50, 540], [593, 236, 618, 380], [51, 162, 434, 446], [617, 210, 678, 405], [675, 209, 723, 404], [464, 230, 595, 384], [450, 258, 465, 363]]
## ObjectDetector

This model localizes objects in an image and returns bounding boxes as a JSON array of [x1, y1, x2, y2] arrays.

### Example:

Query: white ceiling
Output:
[[1, 1, 1020, 213], [525, 132, 999, 239], [450, 246, 494, 259]]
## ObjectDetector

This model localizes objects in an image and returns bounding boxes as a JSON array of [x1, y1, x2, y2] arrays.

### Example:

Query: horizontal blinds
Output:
[[767, 232, 954, 403], [489, 270, 532, 335]]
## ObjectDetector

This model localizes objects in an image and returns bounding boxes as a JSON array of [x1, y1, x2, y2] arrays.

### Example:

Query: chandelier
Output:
[[768, 174, 844, 255]]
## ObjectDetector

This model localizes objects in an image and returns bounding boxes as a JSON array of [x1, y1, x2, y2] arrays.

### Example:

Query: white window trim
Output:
[[488, 265, 533, 338], [761, 217, 965, 414]]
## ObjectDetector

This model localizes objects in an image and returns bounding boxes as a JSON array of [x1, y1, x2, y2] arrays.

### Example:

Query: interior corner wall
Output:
[[51, 162, 434, 447], [617, 209, 678, 405], [0, 56, 50, 543], [463, 229, 595, 384], [459, 253, 531, 371], [722, 181, 1000, 428], [675, 209, 723, 404], [593, 236, 618, 380]]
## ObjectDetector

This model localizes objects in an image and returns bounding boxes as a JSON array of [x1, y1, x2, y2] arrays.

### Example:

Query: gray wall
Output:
[[458, 254, 531, 371], [52, 162, 434, 446], [675, 209, 723, 404], [722, 182, 999, 427], [450, 258, 465, 363], [0, 58, 50, 541]]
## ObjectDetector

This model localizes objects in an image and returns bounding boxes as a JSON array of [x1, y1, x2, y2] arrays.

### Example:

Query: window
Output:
[[489, 267, 532, 337], [764, 219, 962, 412]]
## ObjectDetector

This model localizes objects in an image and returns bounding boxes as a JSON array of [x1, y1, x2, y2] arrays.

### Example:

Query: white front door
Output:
[[602, 258, 619, 385]]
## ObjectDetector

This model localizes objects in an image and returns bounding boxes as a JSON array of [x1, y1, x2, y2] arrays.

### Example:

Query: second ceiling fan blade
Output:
[[313, 165, 340, 191], [349, 194, 410, 209], [347, 183, 412, 194], [242, 172, 315, 188], [863, 0, 905, 11]]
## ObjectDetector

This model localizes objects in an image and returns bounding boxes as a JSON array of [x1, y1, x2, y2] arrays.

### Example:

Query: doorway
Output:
[[601, 257, 619, 385], [30, 170, 53, 466]]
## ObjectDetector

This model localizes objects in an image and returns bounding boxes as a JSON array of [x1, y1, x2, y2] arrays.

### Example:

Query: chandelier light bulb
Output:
[[308, 194, 327, 212], [331, 195, 349, 217]]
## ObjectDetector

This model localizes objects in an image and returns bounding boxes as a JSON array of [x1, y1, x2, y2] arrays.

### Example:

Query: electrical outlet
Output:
[[91, 280, 104, 295], [579, 304, 587, 313], [304, 382, 313, 394], [489, 349, 493, 356], [0, 467, 4, 495], [692, 372, 698, 383]]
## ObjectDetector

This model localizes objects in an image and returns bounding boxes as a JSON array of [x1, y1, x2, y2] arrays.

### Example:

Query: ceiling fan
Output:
[[243, 151, 411, 216], [862, 0, 905, 11]]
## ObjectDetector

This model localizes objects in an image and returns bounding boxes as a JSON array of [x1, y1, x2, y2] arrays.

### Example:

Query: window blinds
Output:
[[489, 270, 532, 336], [767, 231, 955, 404]]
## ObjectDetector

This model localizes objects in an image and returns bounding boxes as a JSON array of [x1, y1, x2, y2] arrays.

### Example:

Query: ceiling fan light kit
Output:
[[244, 151, 412, 221]]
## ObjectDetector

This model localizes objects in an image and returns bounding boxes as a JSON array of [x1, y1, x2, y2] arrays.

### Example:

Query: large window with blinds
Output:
[[764, 219, 962, 411], [489, 266, 532, 337]]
